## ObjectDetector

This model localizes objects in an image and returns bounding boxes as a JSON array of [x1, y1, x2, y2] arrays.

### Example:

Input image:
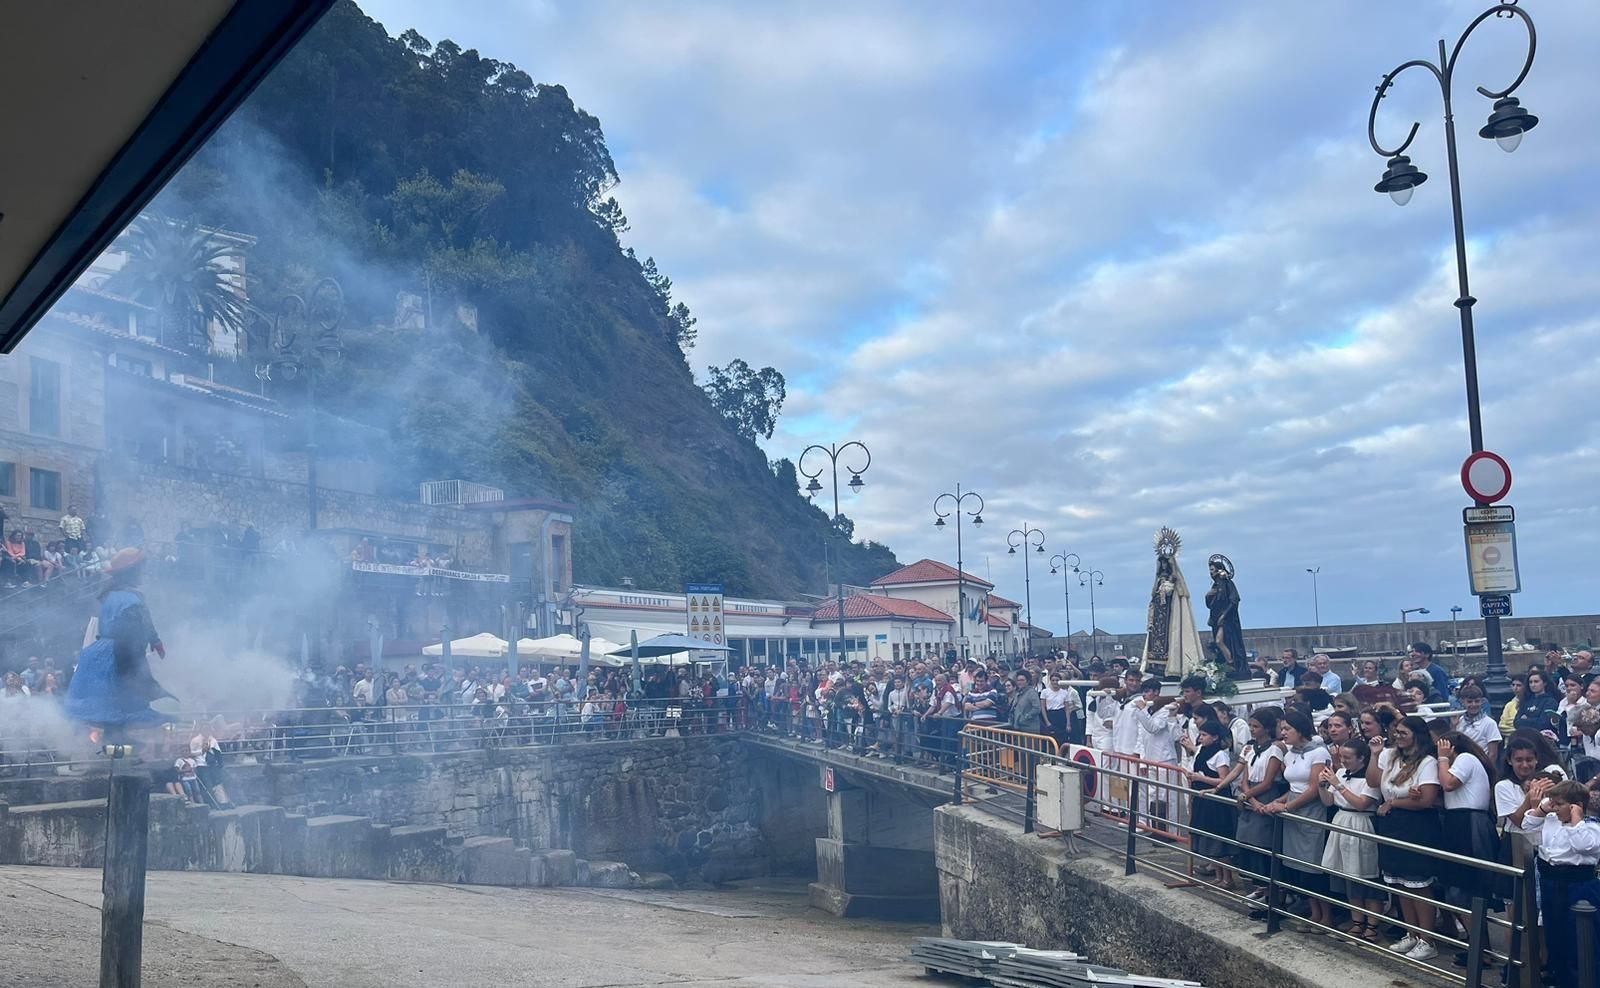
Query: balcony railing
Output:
[[420, 480, 505, 507]]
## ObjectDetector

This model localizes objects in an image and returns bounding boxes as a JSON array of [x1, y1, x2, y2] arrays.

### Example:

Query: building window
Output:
[[893, 643, 901, 661], [30, 468, 61, 511], [749, 639, 766, 659], [549, 534, 568, 593], [29, 357, 62, 437], [0, 463, 12, 498]]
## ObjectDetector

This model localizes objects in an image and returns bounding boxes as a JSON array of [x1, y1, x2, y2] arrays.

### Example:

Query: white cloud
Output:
[[363, 0, 1600, 631]]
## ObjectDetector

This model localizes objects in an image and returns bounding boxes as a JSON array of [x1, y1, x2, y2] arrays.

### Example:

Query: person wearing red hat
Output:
[[62, 547, 174, 730]]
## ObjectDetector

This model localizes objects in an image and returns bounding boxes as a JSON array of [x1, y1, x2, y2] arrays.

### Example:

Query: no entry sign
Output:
[[1461, 451, 1513, 504]]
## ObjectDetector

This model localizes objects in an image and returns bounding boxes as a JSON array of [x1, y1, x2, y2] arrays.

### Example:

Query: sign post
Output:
[[685, 582, 726, 671], [1459, 450, 1516, 711]]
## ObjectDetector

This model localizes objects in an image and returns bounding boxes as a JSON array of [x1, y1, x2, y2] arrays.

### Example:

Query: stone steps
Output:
[[0, 793, 647, 891]]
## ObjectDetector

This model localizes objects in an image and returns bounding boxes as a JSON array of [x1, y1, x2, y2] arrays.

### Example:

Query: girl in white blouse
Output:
[[1319, 739, 1383, 940], [1366, 714, 1444, 962], [1436, 729, 1500, 964]]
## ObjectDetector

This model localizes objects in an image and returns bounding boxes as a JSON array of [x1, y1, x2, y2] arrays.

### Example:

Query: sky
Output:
[[361, 0, 1600, 637]]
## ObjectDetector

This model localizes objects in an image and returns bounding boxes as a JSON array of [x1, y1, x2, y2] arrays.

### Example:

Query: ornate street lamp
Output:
[[934, 484, 984, 659], [799, 441, 871, 664], [1006, 524, 1045, 658], [1365, 1, 1538, 709], [1078, 568, 1105, 660], [1049, 552, 1080, 646]]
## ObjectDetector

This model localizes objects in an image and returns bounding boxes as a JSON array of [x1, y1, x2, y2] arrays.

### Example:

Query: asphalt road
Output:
[[0, 867, 936, 988]]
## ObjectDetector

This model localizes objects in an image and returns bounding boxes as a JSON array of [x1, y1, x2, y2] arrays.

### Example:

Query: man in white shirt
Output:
[[352, 672, 374, 707]]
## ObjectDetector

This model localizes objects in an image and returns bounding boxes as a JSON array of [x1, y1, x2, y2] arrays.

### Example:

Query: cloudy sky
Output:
[[364, 0, 1600, 636]]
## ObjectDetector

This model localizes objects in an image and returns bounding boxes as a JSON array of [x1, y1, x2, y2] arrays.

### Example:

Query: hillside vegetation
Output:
[[157, 0, 897, 597]]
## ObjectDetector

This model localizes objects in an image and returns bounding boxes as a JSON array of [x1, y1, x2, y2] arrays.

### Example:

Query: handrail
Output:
[[958, 728, 1535, 987]]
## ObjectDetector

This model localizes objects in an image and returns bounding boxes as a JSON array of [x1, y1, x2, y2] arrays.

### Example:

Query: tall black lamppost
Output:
[[255, 278, 345, 531], [1366, 1, 1538, 708], [1006, 524, 1045, 658], [1078, 569, 1105, 660], [799, 441, 870, 664], [933, 485, 984, 659], [1450, 604, 1464, 659], [1049, 552, 1080, 647]]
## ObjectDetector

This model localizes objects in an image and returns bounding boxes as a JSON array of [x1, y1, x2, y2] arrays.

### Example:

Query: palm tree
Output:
[[115, 218, 247, 352]]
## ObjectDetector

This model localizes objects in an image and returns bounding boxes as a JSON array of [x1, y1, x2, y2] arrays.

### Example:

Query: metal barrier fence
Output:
[[960, 726, 1546, 988], [0, 697, 719, 775]]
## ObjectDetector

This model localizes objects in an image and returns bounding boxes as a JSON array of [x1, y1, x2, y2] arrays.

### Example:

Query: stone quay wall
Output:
[[221, 736, 802, 884], [935, 805, 1415, 988]]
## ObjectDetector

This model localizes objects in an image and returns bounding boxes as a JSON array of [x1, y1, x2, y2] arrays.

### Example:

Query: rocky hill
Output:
[[154, 0, 896, 598]]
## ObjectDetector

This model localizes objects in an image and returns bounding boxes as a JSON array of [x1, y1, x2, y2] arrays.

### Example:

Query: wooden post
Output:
[[100, 773, 150, 988]]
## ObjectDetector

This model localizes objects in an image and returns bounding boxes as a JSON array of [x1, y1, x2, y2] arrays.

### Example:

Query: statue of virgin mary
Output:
[[1142, 528, 1205, 679]]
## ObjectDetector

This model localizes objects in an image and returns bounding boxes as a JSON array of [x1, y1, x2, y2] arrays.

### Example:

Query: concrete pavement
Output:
[[0, 867, 935, 987]]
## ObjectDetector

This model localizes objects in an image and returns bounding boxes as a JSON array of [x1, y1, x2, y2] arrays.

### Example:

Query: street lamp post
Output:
[[1450, 605, 1464, 659], [934, 485, 984, 660], [1366, 2, 1539, 709], [1049, 552, 1080, 649], [1006, 525, 1045, 658], [1078, 568, 1105, 661], [1401, 607, 1430, 652], [1305, 567, 1321, 642], [255, 278, 345, 531], [799, 441, 870, 664]]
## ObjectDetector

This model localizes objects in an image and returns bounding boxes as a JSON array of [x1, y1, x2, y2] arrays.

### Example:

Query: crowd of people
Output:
[[1082, 642, 1600, 985], [0, 505, 124, 589]]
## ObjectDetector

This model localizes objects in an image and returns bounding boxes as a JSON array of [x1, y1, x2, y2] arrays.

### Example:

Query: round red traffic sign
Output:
[[1461, 450, 1513, 504]]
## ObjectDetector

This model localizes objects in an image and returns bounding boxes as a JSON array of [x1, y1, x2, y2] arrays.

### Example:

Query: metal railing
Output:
[[419, 480, 505, 507], [960, 727, 1545, 988], [0, 697, 725, 776]]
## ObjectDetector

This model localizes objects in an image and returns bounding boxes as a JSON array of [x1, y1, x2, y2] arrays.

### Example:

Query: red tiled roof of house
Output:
[[985, 613, 1012, 629], [986, 593, 1019, 609], [869, 558, 993, 590], [811, 594, 954, 623]]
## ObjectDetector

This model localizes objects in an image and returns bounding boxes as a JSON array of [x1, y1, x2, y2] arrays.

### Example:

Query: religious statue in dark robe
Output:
[[1204, 554, 1249, 678]]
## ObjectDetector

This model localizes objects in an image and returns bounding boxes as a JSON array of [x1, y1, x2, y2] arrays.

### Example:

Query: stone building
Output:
[[0, 228, 573, 668]]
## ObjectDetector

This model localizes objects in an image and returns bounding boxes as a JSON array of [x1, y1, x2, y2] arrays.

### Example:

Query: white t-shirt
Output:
[[1441, 752, 1493, 811], [1041, 686, 1077, 712], [1243, 744, 1284, 785], [1203, 749, 1232, 775], [1377, 748, 1440, 802], [1457, 711, 1503, 753], [1281, 743, 1333, 795]]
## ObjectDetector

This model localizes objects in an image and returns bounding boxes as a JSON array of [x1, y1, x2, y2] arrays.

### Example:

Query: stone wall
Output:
[[97, 459, 497, 562], [936, 805, 1421, 988], [222, 736, 781, 884]]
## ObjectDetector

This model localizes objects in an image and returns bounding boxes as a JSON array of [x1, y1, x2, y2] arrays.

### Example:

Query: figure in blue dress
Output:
[[62, 548, 174, 731]]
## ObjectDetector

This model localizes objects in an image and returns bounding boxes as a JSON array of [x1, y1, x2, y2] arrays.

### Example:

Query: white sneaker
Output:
[[1404, 941, 1438, 961], [1388, 936, 1419, 954]]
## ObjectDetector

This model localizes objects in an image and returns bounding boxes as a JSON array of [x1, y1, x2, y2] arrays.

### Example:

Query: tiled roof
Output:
[[986, 593, 1019, 609], [811, 594, 954, 623], [986, 613, 1012, 629], [869, 558, 994, 590]]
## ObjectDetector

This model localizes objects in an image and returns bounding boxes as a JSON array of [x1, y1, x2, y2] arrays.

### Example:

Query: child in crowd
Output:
[[1526, 779, 1600, 987], [1319, 739, 1383, 941]]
